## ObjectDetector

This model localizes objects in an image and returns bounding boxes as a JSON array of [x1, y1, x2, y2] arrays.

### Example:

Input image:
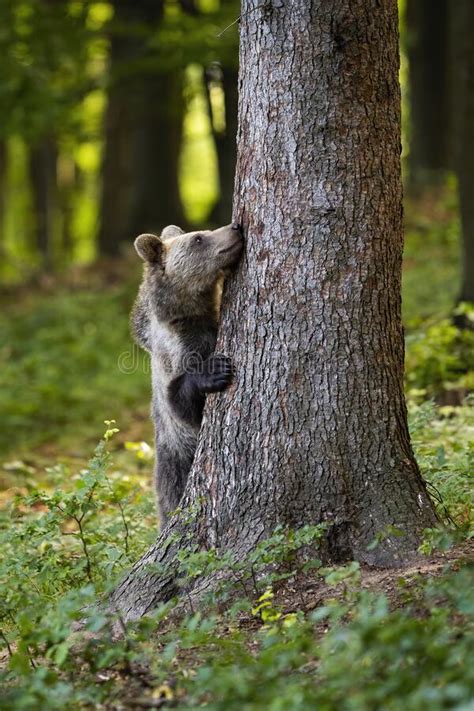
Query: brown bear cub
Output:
[[132, 223, 244, 526]]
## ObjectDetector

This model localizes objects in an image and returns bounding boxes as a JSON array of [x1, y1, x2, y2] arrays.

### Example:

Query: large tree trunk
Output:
[[0, 141, 6, 260], [111, 0, 438, 622], [451, 1, 474, 305], [98, 0, 185, 257], [406, 0, 450, 189], [207, 65, 239, 226]]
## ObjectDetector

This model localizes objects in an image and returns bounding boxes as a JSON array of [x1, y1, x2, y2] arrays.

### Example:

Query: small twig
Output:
[[28, 647, 37, 669], [185, 589, 195, 615], [0, 629, 13, 658], [78, 485, 97, 524], [216, 14, 241, 37], [73, 515, 93, 583], [250, 564, 260, 596], [61, 485, 97, 583], [216, 4, 268, 38], [118, 501, 130, 557], [231, 570, 250, 598], [425, 481, 457, 527], [2, 622, 36, 666]]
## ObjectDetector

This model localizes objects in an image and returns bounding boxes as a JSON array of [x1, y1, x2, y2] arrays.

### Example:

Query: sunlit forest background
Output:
[[0, 0, 238, 274], [0, 0, 242, 453], [0, 2, 473, 707]]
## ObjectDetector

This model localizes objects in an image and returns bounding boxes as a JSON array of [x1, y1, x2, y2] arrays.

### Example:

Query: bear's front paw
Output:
[[197, 354, 234, 394]]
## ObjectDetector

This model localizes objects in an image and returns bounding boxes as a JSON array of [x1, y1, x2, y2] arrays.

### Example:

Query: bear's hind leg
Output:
[[154, 443, 194, 528]]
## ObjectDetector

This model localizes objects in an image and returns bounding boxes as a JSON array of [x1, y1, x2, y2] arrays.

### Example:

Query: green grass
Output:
[[0, 270, 151, 460]]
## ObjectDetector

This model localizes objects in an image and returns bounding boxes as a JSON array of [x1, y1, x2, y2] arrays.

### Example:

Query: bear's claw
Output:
[[197, 354, 234, 393]]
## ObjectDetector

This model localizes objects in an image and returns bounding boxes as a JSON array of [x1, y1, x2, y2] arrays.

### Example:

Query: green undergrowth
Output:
[[405, 307, 474, 398], [0, 406, 473, 709], [409, 398, 473, 543], [3, 556, 473, 710]]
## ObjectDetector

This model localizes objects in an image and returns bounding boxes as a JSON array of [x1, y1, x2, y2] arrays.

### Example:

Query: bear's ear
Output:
[[161, 224, 184, 240], [134, 233, 164, 264]]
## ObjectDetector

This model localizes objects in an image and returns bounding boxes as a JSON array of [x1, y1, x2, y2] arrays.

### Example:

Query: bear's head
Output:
[[134, 223, 244, 291]]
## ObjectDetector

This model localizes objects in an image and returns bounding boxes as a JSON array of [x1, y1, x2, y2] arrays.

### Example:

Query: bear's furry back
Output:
[[131, 261, 221, 524]]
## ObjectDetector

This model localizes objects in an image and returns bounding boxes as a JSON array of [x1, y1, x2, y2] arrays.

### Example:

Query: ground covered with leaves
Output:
[[0, 203, 473, 709]]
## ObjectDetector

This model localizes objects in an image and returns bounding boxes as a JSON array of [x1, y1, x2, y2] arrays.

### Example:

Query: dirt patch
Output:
[[272, 540, 474, 617]]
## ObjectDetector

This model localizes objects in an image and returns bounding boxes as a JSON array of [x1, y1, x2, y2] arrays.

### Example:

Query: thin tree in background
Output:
[[206, 63, 239, 226], [98, 0, 185, 257], [406, 0, 474, 309], [451, 1, 474, 306], [110, 0, 438, 621], [406, 0, 450, 189], [29, 136, 57, 271], [0, 141, 6, 260]]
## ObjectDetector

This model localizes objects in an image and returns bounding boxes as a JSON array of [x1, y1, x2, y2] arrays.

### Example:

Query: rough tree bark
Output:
[[111, 0, 438, 621], [406, 0, 451, 189]]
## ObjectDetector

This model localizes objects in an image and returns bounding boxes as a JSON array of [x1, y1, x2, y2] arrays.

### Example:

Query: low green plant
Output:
[[0, 424, 156, 707], [145, 563, 474, 711], [1, 431, 472, 711], [409, 397, 473, 530], [405, 309, 474, 397]]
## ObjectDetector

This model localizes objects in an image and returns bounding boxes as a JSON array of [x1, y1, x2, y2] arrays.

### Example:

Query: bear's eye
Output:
[[194, 234, 203, 245]]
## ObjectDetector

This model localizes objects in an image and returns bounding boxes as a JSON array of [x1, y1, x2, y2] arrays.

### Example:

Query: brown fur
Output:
[[131, 223, 243, 525]]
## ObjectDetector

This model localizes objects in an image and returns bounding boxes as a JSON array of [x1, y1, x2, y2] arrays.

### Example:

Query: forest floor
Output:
[[72, 542, 474, 711], [2, 541, 469, 710], [275, 540, 474, 616]]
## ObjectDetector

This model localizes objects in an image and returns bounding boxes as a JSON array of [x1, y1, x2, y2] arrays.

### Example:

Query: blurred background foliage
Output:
[[0, 0, 239, 279], [0, 0, 241, 457]]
